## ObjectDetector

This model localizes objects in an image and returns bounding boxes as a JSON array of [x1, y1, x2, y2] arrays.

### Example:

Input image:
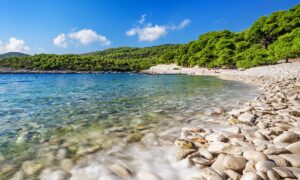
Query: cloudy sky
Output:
[[0, 0, 298, 54]]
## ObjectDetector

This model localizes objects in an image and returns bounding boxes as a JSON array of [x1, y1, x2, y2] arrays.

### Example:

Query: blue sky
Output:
[[0, 0, 299, 54]]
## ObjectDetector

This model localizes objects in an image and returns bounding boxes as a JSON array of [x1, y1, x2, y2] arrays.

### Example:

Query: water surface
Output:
[[0, 73, 258, 178]]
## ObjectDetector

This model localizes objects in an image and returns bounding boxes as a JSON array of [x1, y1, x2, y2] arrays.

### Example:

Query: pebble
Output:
[[192, 157, 213, 166], [273, 132, 299, 144], [238, 112, 255, 123], [286, 141, 300, 154], [263, 147, 289, 155], [224, 169, 241, 180], [175, 139, 196, 149], [207, 142, 229, 154], [22, 161, 43, 176], [108, 164, 132, 178], [279, 154, 300, 168], [59, 159, 74, 172], [243, 151, 267, 162], [39, 168, 69, 180], [199, 149, 213, 160], [267, 155, 290, 167], [136, 170, 162, 180], [255, 160, 276, 173], [211, 154, 226, 176], [177, 149, 197, 160], [240, 172, 262, 180], [287, 167, 300, 178], [272, 167, 295, 178], [222, 155, 247, 172], [222, 145, 243, 156], [267, 170, 281, 180], [205, 133, 226, 142], [256, 171, 268, 180], [243, 161, 256, 173], [199, 167, 223, 180]]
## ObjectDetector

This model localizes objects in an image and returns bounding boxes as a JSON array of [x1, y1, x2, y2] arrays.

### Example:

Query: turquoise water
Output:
[[0, 73, 257, 177]]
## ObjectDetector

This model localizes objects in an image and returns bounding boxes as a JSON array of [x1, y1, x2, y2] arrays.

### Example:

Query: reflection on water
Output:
[[0, 73, 258, 178]]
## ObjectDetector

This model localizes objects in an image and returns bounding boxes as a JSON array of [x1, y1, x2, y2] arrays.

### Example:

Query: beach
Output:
[[143, 62, 300, 179]]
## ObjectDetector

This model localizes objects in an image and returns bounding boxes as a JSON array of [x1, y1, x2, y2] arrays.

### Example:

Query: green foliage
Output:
[[0, 45, 180, 71], [0, 4, 299, 70]]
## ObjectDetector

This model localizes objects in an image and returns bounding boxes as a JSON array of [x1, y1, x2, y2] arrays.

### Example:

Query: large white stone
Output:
[[243, 150, 267, 162]]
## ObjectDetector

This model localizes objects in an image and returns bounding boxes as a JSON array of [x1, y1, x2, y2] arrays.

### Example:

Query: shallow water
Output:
[[0, 73, 258, 179]]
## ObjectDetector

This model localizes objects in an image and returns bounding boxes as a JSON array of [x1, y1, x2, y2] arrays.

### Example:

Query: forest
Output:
[[0, 4, 299, 71]]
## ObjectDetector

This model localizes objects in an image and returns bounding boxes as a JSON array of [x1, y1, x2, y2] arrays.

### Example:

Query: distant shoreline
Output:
[[0, 68, 139, 74]]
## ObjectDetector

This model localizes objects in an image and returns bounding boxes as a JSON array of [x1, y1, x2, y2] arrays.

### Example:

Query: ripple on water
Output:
[[0, 74, 259, 178]]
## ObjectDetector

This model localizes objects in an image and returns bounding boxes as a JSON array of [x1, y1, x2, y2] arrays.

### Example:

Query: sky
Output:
[[0, 0, 299, 54]]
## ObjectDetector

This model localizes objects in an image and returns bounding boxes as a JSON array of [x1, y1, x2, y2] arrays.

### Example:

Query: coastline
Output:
[[0, 68, 134, 74], [1, 63, 300, 179], [142, 63, 300, 179]]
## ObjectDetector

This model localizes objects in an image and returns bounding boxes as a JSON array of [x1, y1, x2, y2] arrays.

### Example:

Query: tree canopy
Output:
[[0, 4, 299, 71]]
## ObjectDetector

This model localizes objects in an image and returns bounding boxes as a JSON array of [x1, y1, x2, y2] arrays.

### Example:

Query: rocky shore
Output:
[[2, 63, 300, 180], [170, 63, 300, 179]]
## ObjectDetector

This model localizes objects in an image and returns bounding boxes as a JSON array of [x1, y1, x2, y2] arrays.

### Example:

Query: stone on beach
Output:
[[177, 149, 197, 160], [191, 157, 213, 166], [272, 167, 295, 178], [255, 160, 276, 173], [175, 139, 196, 149], [207, 142, 229, 154], [240, 172, 262, 180], [279, 154, 300, 168], [286, 141, 300, 154], [238, 112, 255, 123], [222, 155, 247, 172], [243, 150, 267, 162], [199, 149, 213, 160], [22, 161, 44, 176], [108, 164, 132, 178], [273, 132, 299, 144], [224, 169, 241, 180], [199, 167, 223, 180], [267, 170, 281, 180]]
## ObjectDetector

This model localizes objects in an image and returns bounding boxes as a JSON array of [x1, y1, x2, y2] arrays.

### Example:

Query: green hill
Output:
[[0, 52, 30, 60], [0, 4, 299, 71]]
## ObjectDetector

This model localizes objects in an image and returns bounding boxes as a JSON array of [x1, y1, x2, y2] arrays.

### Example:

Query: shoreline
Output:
[[1, 63, 300, 179], [147, 63, 300, 179]]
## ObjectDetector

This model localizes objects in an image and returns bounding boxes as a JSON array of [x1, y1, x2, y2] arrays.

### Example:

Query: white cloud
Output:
[[126, 15, 191, 42], [53, 33, 68, 48], [170, 19, 191, 30], [0, 37, 30, 53], [69, 29, 111, 46], [53, 29, 111, 48], [126, 25, 167, 42], [138, 14, 146, 25]]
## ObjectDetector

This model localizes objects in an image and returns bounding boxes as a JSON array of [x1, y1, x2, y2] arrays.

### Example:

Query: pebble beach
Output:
[[2, 62, 300, 180], [144, 62, 300, 179]]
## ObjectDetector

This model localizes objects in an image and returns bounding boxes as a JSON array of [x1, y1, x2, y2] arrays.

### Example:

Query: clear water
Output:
[[0, 73, 258, 178]]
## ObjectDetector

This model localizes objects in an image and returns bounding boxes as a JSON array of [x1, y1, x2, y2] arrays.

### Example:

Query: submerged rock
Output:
[[22, 160, 43, 176], [177, 149, 197, 160], [108, 164, 132, 178], [175, 139, 196, 149]]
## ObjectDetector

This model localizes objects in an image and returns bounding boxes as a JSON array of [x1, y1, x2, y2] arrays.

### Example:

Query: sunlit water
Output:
[[0, 73, 258, 179]]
